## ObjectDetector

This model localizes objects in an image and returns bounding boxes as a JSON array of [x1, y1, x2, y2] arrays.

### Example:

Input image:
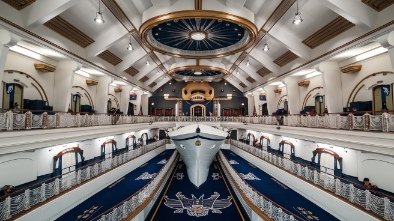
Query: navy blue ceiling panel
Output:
[[151, 18, 245, 51]]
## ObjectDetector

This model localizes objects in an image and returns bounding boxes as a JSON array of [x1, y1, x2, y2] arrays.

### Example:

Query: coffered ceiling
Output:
[[0, 0, 393, 93]]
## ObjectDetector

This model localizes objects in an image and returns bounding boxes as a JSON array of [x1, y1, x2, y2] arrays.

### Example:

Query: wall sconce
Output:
[[242, 103, 244, 106], [151, 102, 154, 105]]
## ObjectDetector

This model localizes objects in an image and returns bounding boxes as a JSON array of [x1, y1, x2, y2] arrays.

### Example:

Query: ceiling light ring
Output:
[[139, 10, 258, 59]]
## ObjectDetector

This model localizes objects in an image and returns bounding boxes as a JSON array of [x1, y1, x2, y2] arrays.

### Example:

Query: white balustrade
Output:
[[0, 140, 166, 221], [229, 139, 394, 220]]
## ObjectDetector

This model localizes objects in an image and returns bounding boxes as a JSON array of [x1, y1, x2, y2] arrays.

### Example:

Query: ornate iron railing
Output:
[[230, 139, 394, 220], [2, 111, 393, 132], [92, 150, 178, 221], [218, 151, 301, 221], [0, 140, 166, 221]]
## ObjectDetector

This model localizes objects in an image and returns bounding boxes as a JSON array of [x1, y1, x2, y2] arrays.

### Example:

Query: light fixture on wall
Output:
[[151, 102, 154, 105], [263, 34, 269, 51], [292, 0, 303, 24], [241, 103, 244, 106], [94, 0, 105, 24], [126, 35, 133, 51]]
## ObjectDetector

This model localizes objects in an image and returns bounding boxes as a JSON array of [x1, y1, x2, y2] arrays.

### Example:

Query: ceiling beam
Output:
[[115, 47, 147, 74], [226, 0, 246, 9], [248, 49, 280, 74], [233, 72, 252, 88], [269, 27, 311, 60], [145, 70, 164, 86], [85, 27, 129, 58], [151, 0, 171, 10], [21, 0, 80, 30], [226, 78, 245, 92], [151, 78, 170, 92], [319, 0, 378, 30], [132, 59, 158, 80]]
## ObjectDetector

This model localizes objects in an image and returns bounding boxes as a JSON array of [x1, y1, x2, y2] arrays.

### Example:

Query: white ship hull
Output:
[[168, 124, 227, 188]]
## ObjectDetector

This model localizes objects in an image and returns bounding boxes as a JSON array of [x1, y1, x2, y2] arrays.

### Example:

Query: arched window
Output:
[[101, 139, 117, 159], [3, 83, 23, 111], [126, 135, 137, 150], [373, 84, 393, 113], [71, 94, 81, 112], [259, 135, 271, 151], [53, 147, 84, 176], [141, 133, 149, 145], [311, 147, 342, 177], [278, 140, 295, 160]]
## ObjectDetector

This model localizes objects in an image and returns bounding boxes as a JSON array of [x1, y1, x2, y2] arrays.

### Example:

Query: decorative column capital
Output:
[[0, 29, 20, 48]]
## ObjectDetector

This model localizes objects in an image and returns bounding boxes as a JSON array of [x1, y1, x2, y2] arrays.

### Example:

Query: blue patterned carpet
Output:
[[221, 150, 339, 221], [56, 149, 175, 221], [147, 159, 250, 221]]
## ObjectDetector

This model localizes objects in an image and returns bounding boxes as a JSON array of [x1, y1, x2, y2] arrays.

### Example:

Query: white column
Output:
[[247, 94, 255, 116], [377, 31, 394, 71], [317, 62, 343, 113], [95, 76, 112, 114], [283, 77, 301, 115], [263, 85, 277, 115], [141, 93, 151, 115], [53, 60, 82, 112], [0, 29, 21, 108], [119, 85, 132, 114]]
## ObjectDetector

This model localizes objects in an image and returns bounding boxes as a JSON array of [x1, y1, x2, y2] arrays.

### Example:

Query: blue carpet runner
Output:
[[56, 149, 175, 221], [221, 150, 339, 221], [147, 159, 250, 221]]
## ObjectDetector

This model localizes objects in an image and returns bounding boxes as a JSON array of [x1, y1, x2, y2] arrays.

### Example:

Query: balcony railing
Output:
[[0, 140, 166, 221], [2, 110, 394, 132], [92, 150, 178, 221], [229, 139, 394, 220], [218, 151, 303, 221]]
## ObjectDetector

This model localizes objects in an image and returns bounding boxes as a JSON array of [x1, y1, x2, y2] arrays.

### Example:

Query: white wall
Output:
[[340, 53, 394, 107], [0, 128, 156, 187], [71, 74, 98, 109], [2, 52, 55, 108], [298, 75, 325, 109]]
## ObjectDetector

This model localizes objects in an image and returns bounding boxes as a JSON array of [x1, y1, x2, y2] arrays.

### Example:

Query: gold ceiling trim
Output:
[[139, 10, 258, 59], [195, 0, 202, 10], [167, 65, 229, 76]]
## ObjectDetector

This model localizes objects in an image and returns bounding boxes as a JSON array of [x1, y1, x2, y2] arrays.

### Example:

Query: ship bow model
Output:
[[168, 124, 227, 188]]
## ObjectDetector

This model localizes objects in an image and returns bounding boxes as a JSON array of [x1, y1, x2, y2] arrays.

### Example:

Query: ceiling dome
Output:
[[140, 11, 258, 59]]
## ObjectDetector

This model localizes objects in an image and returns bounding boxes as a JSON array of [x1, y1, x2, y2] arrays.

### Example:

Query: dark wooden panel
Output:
[[239, 82, 247, 88], [124, 66, 139, 76], [97, 50, 122, 65], [140, 76, 149, 83], [165, 108, 173, 116], [246, 76, 256, 83], [273, 50, 299, 67], [362, 0, 394, 11], [148, 82, 157, 88], [256, 67, 272, 77], [222, 108, 231, 116], [102, 0, 134, 31], [44, 16, 94, 48], [302, 16, 355, 49], [2, 0, 35, 10], [261, 0, 296, 32]]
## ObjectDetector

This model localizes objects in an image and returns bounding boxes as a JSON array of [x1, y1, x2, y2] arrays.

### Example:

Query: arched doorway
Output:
[[71, 94, 81, 112], [2, 83, 23, 110], [373, 84, 393, 113], [190, 104, 205, 116]]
